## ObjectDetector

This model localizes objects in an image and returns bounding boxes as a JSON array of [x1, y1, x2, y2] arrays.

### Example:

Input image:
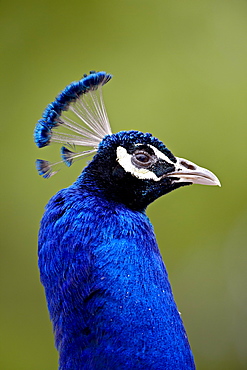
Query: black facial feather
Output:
[[76, 134, 189, 211]]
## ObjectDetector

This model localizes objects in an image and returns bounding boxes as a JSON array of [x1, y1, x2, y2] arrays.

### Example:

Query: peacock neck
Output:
[[39, 186, 195, 369]]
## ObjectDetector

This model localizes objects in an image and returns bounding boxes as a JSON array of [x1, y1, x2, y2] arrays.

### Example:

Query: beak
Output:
[[165, 157, 221, 187]]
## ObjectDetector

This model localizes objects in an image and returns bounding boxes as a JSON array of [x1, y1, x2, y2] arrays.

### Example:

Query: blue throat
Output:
[[39, 178, 195, 369]]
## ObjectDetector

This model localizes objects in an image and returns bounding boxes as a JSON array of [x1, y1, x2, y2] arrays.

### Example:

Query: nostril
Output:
[[180, 160, 196, 170]]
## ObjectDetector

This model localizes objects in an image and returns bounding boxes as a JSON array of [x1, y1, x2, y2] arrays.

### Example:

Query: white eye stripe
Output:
[[116, 146, 159, 180], [146, 144, 175, 165], [116, 144, 174, 181]]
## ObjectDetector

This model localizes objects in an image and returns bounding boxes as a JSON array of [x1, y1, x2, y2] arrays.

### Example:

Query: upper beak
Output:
[[165, 157, 221, 187]]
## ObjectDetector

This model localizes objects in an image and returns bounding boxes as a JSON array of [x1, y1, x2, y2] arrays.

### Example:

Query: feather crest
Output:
[[34, 71, 112, 177]]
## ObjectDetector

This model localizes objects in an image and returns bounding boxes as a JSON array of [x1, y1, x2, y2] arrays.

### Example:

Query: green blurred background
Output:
[[1, 0, 247, 369]]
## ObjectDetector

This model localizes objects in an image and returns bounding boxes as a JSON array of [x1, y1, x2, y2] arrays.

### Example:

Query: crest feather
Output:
[[34, 71, 112, 178]]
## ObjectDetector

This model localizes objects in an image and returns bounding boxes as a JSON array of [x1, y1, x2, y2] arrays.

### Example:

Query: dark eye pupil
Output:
[[131, 149, 154, 168], [135, 153, 149, 163]]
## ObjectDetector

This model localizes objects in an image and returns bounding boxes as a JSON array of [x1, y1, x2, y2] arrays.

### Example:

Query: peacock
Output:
[[35, 71, 220, 370]]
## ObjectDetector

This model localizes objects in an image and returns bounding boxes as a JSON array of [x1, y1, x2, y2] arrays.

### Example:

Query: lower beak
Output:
[[165, 157, 221, 187]]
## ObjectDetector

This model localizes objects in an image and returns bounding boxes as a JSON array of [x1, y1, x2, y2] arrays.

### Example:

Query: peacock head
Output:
[[77, 130, 220, 210], [34, 71, 220, 210]]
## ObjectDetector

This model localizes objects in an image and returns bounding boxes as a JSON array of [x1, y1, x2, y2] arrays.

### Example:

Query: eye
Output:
[[135, 153, 150, 163], [131, 150, 154, 168]]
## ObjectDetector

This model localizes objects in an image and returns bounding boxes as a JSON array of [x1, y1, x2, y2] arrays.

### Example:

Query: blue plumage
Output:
[[35, 72, 220, 369]]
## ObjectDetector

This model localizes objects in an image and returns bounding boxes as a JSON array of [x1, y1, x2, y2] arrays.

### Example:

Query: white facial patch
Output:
[[116, 144, 174, 181], [146, 144, 175, 165]]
